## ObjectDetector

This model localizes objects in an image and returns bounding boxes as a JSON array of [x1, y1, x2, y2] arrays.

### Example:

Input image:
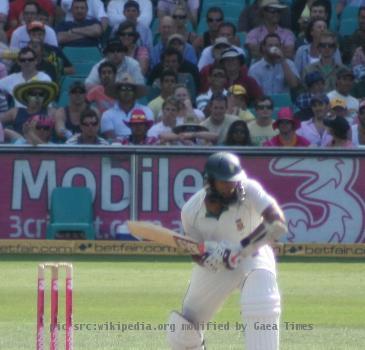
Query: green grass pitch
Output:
[[0, 255, 364, 349]]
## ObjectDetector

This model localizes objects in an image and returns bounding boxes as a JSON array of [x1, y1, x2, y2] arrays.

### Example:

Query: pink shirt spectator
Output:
[[297, 119, 333, 147], [86, 85, 115, 114], [246, 25, 295, 52], [263, 134, 310, 146]]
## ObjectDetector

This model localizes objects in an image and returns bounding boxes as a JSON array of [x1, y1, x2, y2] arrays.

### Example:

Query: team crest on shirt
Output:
[[236, 218, 244, 231]]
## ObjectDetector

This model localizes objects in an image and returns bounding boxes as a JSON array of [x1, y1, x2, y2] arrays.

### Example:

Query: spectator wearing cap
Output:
[[340, 7, 365, 65], [238, 0, 291, 33], [85, 39, 145, 89], [27, 21, 75, 79], [352, 100, 365, 146], [248, 33, 300, 95], [200, 94, 239, 145], [66, 108, 108, 145], [56, 0, 103, 47], [54, 81, 89, 141], [329, 97, 348, 119], [151, 27, 197, 68], [297, 94, 332, 146], [294, 18, 342, 78], [224, 119, 253, 146], [60, 0, 109, 31], [248, 96, 279, 146], [323, 115, 353, 147], [327, 67, 359, 124], [264, 107, 310, 146], [198, 23, 244, 71], [220, 48, 263, 106], [166, 33, 197, 66], [116, 20, 149, 76], [0, 80, 58, 135], [192, 7, 224, 56], [119, 108, 157, 144], [148, 69, 178, 122], [196, 64, 228, 115], [226, 84, 255, 124], [101, 73, 153, 141], [107, 0, 153, 29], [14, 114, 55, 145], [197, 37, 231, 92], [0, 47, 52, 107], [246, 0, 295, 61], [9, 1, 58, 49], [295, 71, 326, 120], [157, 0, 200, 29], [147, 47, 200, 98], [86, 61, 117, 114], [302, 31, 344, 92]]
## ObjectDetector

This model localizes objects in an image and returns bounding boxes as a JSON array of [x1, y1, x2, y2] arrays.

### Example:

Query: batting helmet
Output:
[[204, 152, 246, 182]]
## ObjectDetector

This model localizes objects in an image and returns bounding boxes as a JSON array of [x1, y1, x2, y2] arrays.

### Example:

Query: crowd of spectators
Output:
[[0, 0, 365, 147]]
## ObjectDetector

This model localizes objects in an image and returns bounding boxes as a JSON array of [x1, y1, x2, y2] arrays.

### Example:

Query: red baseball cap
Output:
[[273, 107, 300, 130]]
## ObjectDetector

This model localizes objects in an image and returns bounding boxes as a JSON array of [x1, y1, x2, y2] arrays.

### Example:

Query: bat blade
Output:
[[126, 221, 201, 254]]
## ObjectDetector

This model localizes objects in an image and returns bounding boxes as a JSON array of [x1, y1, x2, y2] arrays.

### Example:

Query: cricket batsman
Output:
[[166, 151, 287, 349]]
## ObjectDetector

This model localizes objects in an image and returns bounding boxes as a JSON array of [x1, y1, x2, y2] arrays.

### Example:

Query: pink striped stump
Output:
[[37, 263, 73, 350]]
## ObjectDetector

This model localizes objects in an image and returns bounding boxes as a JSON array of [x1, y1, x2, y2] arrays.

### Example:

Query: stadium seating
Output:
[[63, 46, 102, 65], [46, 187, 95, 240]]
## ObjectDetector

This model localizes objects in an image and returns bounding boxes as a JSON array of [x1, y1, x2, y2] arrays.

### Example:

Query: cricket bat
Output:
[[126, 221, 203, 255], [127, 220, 286, 257]]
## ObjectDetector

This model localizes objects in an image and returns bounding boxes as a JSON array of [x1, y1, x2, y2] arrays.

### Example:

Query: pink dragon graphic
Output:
[[270, 158, 365, 243]]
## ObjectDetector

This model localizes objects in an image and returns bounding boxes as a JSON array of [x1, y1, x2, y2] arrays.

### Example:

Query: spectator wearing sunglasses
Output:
[[193, 7, 224, 56], [294, 18, 342, 78], [246, 0, 295, 61], [157, 0, 200, 29], [0, 47, 52, 107], [66, 108, 108, 145], [116, 20, 149, 75], [0, 80, 58, 136], [172, 4, 197, 46], [302, 31, 345, 93], [101, 73, 153, 141], [238, 0, 291, 33], [248, 96, 279, 146], [54, 81, 90, 141]]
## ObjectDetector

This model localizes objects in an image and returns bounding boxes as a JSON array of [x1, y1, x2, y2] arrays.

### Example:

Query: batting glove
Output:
[[200, 241, 242, 272]]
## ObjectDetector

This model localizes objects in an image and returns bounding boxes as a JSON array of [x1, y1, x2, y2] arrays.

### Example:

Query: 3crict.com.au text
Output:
[[53, 321, 314, 332]]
